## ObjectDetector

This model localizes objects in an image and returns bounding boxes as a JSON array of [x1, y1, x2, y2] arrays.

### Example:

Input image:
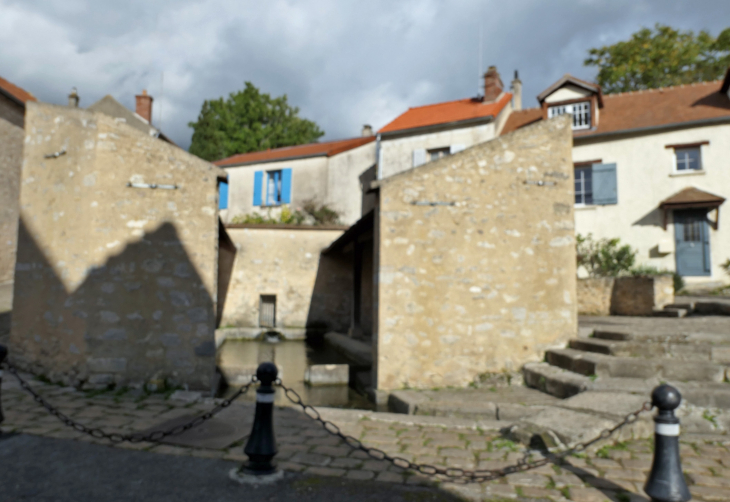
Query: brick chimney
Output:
[[483, 66, 504, 102], [361, 124, 373, 137], [135, 90, 153, 124], [68, 87, 79, 108]]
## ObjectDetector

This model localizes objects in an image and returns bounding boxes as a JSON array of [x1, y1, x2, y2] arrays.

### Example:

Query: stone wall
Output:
[[10, 102, 221, 390], [0, 117, 23, 284], [576, 278, 614, 316], [374, 115, 577, 390], [610, 275, 674, 316], [218, 226, 351, 339]]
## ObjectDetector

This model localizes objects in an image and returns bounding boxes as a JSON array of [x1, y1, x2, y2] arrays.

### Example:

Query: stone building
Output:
[[328, 116, 577, 390], [10, 100, 225, 391], [0, 76, 37, 286], [503, 70, 730, 288]]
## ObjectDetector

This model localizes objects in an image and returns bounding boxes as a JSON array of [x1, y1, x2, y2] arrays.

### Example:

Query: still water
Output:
[[217, 338, 373, 410]]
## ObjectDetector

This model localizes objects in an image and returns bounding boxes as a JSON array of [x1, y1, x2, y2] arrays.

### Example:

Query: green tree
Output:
[[585, 24, 730, 93], [188, 82, 324, 161]]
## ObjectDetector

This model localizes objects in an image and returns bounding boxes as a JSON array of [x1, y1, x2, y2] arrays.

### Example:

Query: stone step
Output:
[[694, 301, 730, 316], [653, 307, 688, 318], [545, 348, 725, 381], [571, 337, 730, 362], [522, 362, 590, 399], [592, 328, 730, 345]]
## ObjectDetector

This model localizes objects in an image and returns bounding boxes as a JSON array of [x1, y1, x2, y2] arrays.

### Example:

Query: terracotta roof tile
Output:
[[501, 108, 542, 135], [659, 187, 725, 208], [378, 93, 512, 134], [501, 80, 730, 138], [0, 75, 37, 105], [214, 136, 375, 167]]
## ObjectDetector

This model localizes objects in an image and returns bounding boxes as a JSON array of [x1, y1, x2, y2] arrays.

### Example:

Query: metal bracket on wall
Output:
[[127, 182, 178, 190], [523, 180, 555, 187], [44, 149, 66, 159], [410, 201, 455, 206]]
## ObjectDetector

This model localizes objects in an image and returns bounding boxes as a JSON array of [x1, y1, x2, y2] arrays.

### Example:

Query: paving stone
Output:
[[484, 483, 517, 499], [311, 445, 351, 457], [568, 486, 613, 502], [376, 471, 406, 483], [690, 485, 730, 501], [509, 472, 549, 487], [361, 459, 390, 472], [345, 469, 375, 480], [329, 458, 363, 469], [303, 466, 346, 477], [290, 452, 332, 467], [278, 461, 306, 472]]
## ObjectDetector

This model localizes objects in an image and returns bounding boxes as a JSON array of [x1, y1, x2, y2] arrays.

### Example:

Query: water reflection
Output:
[[217, 338, 373, 410]]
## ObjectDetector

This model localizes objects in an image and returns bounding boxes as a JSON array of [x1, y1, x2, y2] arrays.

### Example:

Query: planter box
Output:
[[611, 275, 674, 316], [577, 275, 674, 316]]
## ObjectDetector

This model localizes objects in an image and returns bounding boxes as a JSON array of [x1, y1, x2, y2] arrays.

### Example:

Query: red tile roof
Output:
[[213, 136, 376, 167], [502, 80, 730, 138], [378, 92, 512, 134], [0, 75, 37, 105]]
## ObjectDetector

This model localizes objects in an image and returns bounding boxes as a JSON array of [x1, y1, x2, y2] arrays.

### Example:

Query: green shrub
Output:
[[722, 258, 730, 278], [576, 233, 636, 277], [229, 200, 340, 226]]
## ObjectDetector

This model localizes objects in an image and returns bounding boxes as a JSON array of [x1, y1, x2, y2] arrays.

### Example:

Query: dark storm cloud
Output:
[[2, 0, 729, 151]]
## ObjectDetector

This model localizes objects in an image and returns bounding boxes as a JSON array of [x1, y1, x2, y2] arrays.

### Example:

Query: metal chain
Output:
[[276, 380, 653, 484], [3, 361, 255, 444]]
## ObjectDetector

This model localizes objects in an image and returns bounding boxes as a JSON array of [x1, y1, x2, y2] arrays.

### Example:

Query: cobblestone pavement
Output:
[[2, 373, 729, 502]]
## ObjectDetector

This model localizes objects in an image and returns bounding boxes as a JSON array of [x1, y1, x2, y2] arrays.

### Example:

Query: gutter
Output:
[[216, 152, 328, 169], [378, 114, 495, 139], [574, 115, 730, 143], [376, 133, 382, 180]]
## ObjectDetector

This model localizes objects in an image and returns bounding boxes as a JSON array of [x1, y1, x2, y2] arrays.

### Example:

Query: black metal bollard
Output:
[[242, 362, 279, 475], [0, 344, 7, 427], [644, 384, 691, 502]]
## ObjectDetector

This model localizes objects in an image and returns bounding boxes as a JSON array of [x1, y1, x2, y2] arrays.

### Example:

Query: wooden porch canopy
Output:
[[659, 187, 725, 230]]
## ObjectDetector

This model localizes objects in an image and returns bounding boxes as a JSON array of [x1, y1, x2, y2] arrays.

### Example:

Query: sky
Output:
[[2, 0, 729, 151]]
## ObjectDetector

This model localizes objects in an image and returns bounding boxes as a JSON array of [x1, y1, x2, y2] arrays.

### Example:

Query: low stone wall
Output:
[[578, 275, 674, 316], [611, 276, 674, 316], [576, 278, 614, 316]]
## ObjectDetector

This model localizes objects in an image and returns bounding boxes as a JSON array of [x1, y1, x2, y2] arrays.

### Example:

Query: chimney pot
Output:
[[511, 70, 522, 111], [483, 66, 504, 102], [135, 90, 154, 124], [68, 87, 79, 108], [361, 124, 373, 137]]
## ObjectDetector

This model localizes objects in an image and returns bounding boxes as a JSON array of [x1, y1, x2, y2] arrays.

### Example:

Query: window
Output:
[[548, 101, 591, 130], [266, 170, 283, 205], [574, 167, 593, 205], [428, 147, 451, 162], [675, 148, 702, 171]]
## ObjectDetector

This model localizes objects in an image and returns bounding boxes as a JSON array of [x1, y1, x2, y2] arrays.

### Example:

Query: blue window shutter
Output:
[[591, 163, 618, 205], [253, 171, 263, 206], [218, 180, 229, 210], [281, 168, 292, 204]]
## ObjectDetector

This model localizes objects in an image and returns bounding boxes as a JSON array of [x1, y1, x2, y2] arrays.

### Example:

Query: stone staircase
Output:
[[389, 316, 730, 448], [653, 298, 730, 318]]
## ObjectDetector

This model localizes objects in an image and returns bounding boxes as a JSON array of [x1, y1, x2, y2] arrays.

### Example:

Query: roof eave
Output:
[[216, 151, 328, 168], [0, 87, 27, 108], [537, 75, 601, 104], [573, 115, 730, 143], [379, 114, 495, 139]]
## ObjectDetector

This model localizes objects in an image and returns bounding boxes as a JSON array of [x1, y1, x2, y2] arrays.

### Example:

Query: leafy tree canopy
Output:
[[188, 82, 324, 161], [585, 24, 730, 93]]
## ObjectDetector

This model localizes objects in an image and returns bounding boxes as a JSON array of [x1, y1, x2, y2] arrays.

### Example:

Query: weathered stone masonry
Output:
[[10, 102, 222, 390], [373, 116, 577, 390]]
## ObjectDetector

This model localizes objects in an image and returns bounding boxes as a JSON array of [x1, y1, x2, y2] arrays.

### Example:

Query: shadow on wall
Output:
[[632, 208, 663, 227], [10, 218, 217, 390], [216, 221, 236, 328], [305, 251, 353, 338]]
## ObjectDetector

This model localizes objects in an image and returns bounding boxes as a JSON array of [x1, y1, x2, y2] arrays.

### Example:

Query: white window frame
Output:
[[548, 101, 591, 130], [673, 147, 703, 173], [266, 170, 283, 206], [574, 166, 593, 206]]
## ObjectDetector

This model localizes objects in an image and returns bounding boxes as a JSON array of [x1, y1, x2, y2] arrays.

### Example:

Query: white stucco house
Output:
[[214, 135, 376, 226], [503, 70, 730, 288], [376, 66, 518, 180]]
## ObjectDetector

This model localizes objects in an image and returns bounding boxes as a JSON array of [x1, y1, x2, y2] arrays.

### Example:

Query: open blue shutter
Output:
[[253, 171, 263, 206], [218, 180, 228, 210], [592, 163, 618, 205], [281, 168, 292, 204]]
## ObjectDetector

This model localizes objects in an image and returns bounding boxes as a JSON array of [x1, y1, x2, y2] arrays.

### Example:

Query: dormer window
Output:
[[548, 101, 591, 130]]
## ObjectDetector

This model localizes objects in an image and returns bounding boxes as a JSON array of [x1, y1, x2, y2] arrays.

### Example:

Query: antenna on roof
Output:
[[478, 22, 483, 97]]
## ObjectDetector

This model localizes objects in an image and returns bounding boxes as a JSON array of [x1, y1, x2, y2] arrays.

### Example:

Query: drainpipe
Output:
[[376, 133, 382, 180]]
